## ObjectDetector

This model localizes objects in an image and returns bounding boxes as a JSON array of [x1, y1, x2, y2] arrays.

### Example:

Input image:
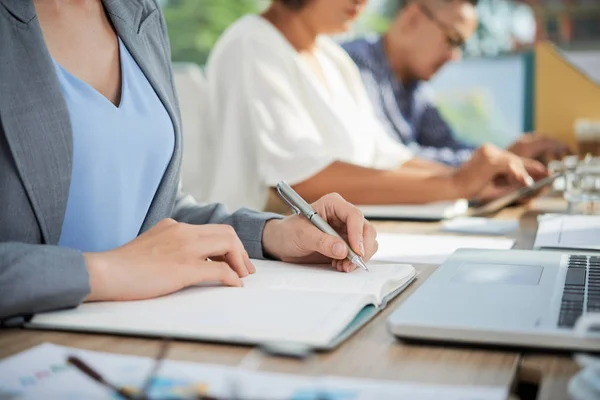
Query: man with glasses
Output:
[[343, 0, 569, 166]]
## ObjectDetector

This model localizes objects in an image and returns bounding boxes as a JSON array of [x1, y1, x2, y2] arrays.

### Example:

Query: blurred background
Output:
[[158, 0, 600, 65], [159, 0, 600, 202]]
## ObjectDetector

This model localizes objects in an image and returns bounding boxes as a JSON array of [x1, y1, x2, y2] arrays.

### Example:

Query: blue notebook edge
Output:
[[320, 273, 418, 351]]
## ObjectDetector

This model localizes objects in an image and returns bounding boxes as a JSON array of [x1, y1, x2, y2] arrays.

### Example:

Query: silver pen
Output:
[[276, 181, 369, 272]]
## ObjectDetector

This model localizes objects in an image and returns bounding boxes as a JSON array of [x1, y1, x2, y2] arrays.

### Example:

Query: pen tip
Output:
[[356, 258, 369, 272]]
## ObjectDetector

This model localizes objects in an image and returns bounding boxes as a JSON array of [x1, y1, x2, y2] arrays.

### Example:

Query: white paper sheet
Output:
[[358, 199, 468, 220], [535, 214, 600, 251], [372, 233, 515, 264], [0, 343, 509, 400], [441, 217, 519, 235]]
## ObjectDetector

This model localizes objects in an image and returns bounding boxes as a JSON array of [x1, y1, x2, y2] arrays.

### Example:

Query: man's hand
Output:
[[508, 134, 572, 163], [262, 193, 378, 273], [85, 219, 254, 302]]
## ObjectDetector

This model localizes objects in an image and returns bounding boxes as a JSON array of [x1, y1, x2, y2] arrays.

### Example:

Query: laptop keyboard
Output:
[[558, 255, 600, 328]]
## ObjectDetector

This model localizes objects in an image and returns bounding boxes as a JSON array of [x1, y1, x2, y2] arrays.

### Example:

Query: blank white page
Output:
[[244, 261, 415, 304], [28, 288, 370, 347], [372, 233, 515, 264]]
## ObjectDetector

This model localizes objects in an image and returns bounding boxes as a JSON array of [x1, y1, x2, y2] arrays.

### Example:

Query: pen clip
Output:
[[276, 185, 302, 215]]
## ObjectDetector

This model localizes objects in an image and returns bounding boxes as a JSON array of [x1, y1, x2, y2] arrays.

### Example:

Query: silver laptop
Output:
[[388, 249, 600, 352]]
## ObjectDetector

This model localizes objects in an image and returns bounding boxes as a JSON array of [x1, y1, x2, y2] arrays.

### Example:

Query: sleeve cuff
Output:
[[229, 209, 283, 259]]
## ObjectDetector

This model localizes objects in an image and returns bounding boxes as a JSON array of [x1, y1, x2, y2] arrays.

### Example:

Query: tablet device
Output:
[[469, 172, 565, 217]]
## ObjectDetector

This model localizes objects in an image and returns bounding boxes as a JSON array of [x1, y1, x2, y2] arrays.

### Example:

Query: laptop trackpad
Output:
[[452, 263, 544, 285]]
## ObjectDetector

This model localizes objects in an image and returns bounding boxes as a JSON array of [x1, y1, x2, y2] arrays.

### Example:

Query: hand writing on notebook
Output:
[[83, 194, 375, 303], [262, 193, 378, 273]]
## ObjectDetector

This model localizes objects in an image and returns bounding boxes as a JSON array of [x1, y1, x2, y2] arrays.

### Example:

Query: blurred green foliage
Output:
[[161, 0, 541, 65], [162, 0, 266, 65]]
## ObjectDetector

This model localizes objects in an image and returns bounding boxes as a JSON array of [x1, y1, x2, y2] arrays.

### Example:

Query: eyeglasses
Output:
[[417, 3, 466, 50]]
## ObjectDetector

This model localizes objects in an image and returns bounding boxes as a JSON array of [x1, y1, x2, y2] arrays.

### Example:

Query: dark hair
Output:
[[279, 0, 309, 10]]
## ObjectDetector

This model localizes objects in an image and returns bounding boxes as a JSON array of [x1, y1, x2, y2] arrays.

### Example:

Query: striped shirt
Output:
[[342, 35, 476, 166]]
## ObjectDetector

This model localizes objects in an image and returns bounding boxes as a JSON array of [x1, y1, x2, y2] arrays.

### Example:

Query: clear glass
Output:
[[564, 157, 600, 215]]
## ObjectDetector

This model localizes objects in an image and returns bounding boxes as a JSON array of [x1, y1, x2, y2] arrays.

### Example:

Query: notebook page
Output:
[[28, 288, 370, 347], [244, 260, 415, 304]]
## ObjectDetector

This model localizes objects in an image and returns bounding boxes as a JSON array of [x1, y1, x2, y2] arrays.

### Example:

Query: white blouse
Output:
[[204, 15, 413, 211]]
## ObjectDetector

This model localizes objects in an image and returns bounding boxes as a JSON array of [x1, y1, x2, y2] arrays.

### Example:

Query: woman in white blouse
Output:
[[205, 0, 546, 212]]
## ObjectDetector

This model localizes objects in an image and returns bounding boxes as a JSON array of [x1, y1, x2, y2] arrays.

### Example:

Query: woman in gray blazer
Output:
[[0, 0, 378, 324]]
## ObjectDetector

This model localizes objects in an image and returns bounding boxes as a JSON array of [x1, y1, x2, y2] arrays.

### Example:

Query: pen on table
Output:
[[276, 181, 369, 272]]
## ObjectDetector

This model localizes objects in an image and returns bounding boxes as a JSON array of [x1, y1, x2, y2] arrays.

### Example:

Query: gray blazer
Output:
[[0, 0, 279, 323]]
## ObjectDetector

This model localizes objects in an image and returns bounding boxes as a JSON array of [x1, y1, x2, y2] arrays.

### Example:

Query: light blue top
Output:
[[55, 38, 175, 252]]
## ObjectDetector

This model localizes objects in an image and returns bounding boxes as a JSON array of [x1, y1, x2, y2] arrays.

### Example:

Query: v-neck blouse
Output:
[[54, 37, 175, 252]]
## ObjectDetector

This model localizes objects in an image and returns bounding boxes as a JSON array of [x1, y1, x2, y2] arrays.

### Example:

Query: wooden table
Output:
[[0, 198, 581, 399]]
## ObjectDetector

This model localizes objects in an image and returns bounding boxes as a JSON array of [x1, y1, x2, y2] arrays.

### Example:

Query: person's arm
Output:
[[172, 185, 281, 259], [292, 144, 543, 206], [291, 161, 459, 205], [0, 243, 90, 322], [402, 157, 454, 174]]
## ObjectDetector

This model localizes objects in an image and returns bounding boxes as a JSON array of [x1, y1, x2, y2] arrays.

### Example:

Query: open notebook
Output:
[[28, 260, 416, 351]]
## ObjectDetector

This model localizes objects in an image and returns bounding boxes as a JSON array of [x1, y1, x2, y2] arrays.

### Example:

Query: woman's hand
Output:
[[262, 193, 378, 273], [84, 219, 254, 302], [453, 144, 548, 200]]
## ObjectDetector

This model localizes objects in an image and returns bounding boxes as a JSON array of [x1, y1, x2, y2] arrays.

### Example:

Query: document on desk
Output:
[[27, 260, 416, 350], [372, 233, 516, 264], [535, 214, 600, 251], [358, 199, 469, 221], [0, 343, 509, 400]]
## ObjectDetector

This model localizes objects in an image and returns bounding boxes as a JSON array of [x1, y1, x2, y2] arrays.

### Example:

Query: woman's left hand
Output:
[[262, 193, 378, 272]]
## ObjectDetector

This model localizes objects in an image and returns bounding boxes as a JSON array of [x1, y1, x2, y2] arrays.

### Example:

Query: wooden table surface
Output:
[[0, 198, 582, 399]]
